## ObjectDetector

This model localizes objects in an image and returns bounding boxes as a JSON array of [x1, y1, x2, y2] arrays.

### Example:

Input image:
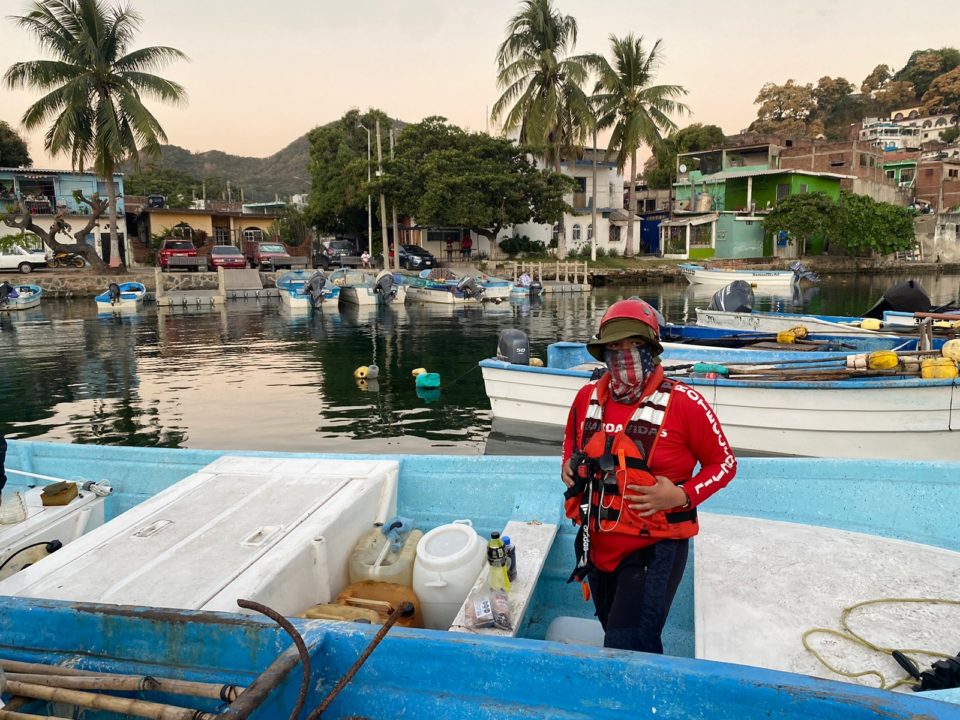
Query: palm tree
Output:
[[4, 0, 187, 269], [591, 35, 688, 257], [491, 0, 592, 259]]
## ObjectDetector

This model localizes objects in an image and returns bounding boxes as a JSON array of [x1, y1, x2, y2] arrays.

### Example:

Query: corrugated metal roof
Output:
[[676, 168, 855, 185], [0, 166, 122, 176]]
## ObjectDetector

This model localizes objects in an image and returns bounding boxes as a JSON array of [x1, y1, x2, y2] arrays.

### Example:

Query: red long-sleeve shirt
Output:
[[563, 368, 737, 572]]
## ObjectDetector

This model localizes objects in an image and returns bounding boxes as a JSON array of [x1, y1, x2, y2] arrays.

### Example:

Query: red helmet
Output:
[[587, 299, 663, 359]]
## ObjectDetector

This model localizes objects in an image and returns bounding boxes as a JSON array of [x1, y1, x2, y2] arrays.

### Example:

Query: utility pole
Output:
[[376, 120, 389, 269], [591, 126, 598, 262], [390, 127, 401, 272], [358, 122, 373, 255]]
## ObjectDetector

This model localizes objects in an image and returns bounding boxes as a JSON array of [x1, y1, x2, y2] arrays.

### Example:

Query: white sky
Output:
[[1, 0, 958, 168]]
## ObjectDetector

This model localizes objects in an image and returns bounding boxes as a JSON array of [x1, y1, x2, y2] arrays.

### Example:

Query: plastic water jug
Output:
[[349, 525, 423, 587], [0, 492, 27, 525], [413, 519, 486, 629]]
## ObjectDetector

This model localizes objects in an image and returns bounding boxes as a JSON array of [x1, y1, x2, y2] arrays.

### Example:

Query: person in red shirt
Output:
[[562, 298, 736, 653]]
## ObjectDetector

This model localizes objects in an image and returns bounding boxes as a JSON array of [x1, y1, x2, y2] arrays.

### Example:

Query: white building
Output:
[[862, 108, 958, 149]]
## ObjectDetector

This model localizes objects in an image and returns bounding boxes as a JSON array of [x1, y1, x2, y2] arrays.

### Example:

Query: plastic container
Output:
[[921, 357, 959, 379], [335, 580, 422, 628], [486, 531, 510, 592], [545, 616, 606, 647], [0, 492, 27, 525], [413, 519, 486, 629], [298, 603, 379, 624], [349, 525, 423, 587], [503, 535, 517, 583]]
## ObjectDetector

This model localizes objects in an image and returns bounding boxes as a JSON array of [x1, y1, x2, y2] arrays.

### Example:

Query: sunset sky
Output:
[[2, 0, 958, 169]]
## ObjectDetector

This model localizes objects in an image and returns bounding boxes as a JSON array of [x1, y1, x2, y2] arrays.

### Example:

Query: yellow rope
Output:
[[802, 597, 960, 690]]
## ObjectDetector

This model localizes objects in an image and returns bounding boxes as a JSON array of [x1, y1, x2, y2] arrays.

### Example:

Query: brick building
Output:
[[914, 158, 960, 212]]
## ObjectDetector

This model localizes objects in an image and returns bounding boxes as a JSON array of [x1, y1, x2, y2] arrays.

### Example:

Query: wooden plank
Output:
[[449, 520, 557, 638]]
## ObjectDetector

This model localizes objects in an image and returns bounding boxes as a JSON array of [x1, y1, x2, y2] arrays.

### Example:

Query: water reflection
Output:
[[1, 274, 956, 454]]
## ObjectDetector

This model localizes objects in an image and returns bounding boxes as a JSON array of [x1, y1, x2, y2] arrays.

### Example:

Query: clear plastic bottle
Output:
[[502, 535, 517, 583], [487, 531, 511, 592], [0, 492, 27, 525]]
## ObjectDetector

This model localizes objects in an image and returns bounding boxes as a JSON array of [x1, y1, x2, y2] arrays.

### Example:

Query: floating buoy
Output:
[[860, 318, 883, 331], [354, 366, 369, 380], [356, 378, 368, 391], [415, 372, 441, 389], [367, 363, 380, 379], [943, 339, 960, 362], [867, 350, 899, 371], [921, 357, 959, 379], [529, 357, 545, 367], [411, 367, 427, 377]]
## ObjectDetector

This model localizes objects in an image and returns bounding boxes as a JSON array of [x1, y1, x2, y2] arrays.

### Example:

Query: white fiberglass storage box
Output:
[[0, 487, 107, 581], [0, 456, 399, 617]]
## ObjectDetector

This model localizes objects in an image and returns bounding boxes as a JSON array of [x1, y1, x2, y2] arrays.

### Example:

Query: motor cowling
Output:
[[108, 283, 121, 304], [457, 275, 485, 300], [374, 271, 398, 302], [0, 281, 15, 304], [790, 261, 819, 285], [708, 280, 755, 313], [497, 329, 529, 365], [529, 280, 543, 297], [305, 271, 327, 304], [861, 279, 932, 319]]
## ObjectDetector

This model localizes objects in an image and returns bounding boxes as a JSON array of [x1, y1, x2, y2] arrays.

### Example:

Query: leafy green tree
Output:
[[834, 191, 916, 256], [381, 117, 574, 248], [590, 34, 687, 256], [921, 66, 960, 122], [894, 48, 960, 98], [942, 126, 960, 144], [812, 76, 865, 139], [643, 123, 724, 189], [306, 108, 390, 240], [4, 0, 187, 269], [750, 80, 824, 138], [0, 120, 31, 167], [763, 192, 839, 256], [491, 0, 592, 257], [861, 64, 892, 95], [123, 167, 200, 208], [270, 206, 311, 247]]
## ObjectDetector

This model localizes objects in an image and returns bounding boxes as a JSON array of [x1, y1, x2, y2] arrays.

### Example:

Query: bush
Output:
[[607, 248, 620, 258], [499, 235, 547, 258]]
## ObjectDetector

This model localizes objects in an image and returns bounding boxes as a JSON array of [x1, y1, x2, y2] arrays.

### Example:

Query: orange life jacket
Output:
[[564, 374, 699, 541]]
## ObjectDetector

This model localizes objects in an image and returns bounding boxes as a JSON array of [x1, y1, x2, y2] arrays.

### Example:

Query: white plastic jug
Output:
[[349, 526, 423, 587], [413, 519, 486, 630]]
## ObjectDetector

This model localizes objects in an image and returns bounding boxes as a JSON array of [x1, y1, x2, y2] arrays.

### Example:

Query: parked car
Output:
[[314, 239, 359, 269], [389, 244, 436, 270], [244, 241, 297, 270], [157, 239, 202, 271], [0, 244, 48, 274], [207, 245, 247, 271]]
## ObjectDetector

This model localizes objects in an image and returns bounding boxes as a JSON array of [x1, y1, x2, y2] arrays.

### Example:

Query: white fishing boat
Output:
[[337, 269, 406, 306], [402, 271, 490, 305], [480, 338, 960, 461], [94, 282, 145, 311], [0, 282, 43, 311], [276, 270, 315, 309], [697, 308, 960, 336], [680, 262, 819, 288]]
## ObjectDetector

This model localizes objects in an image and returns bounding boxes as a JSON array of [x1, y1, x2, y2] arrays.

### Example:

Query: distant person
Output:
[[0, 432, 7, 506], [461, 235, 473, 261], [445, 238, 454, 263], [361, 250, 371, 268]]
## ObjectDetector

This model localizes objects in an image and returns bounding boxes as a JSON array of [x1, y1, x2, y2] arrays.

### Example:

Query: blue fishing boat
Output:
[[1, 440, 958, 718], [94, 281, 146, 311], [0, 282, 42, 311], [277, 269, 339, 308]]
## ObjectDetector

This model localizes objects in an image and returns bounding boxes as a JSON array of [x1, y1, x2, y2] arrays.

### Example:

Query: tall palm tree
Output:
[[4, 0, 187, 269], [591, 34, 688, 257], [491, 0, 591, 259]]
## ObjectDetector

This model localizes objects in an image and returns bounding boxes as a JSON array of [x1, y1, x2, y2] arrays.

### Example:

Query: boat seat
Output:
[[449, 519, 557, 638]]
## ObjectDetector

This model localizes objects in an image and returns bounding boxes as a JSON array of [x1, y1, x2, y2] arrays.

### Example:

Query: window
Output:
[[859, 154, 868, 167], [610, 225, 621, 243], [214, 228, 231, 245], [572, 224, 582, 241], [799, 184, 808, 193], [776, 183, 790, 202], [690, 224, 712, 249], [886, 170, 896, 180], [171, 222, 193, 239], [901, 169, 915, 182], [574, 177, 587, 192], [243, 227, 264, 243], [587, 224, 594, 240], [950, 169, 959, 179]]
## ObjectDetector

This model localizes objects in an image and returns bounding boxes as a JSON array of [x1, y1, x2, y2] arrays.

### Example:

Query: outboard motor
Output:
[[108, 282, 122, 305], [708, 280, 755, 313], [790, 261, 819, 285], [373, 271, 398, 303], [0, 281, 16, 306], [861, 280, 931, 319], [529, 280, 543, 298], [457, 275, 486, 301], [497, 329, 529, 365], [305, 271, 327, 305]]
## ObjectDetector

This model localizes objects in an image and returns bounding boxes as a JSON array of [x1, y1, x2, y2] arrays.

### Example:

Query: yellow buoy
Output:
[[942, 339, 960, 362], [921, 357, 959, 379], [354, 366, 369, 380], [776, 331, 797, 344], [860, 318, 883, 331], [529, 357, 545, 367], [867, 350, 899, 371], [411, 367, 427, 377], [788, 325, 809, 340], [355, 378, 369, 390]]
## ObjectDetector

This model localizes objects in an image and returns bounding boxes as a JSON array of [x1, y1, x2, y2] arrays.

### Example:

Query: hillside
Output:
[[147, 134, 312, 202]]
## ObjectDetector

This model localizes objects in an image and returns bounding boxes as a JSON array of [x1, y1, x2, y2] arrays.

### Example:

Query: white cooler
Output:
[[0, 456, 399, 617]]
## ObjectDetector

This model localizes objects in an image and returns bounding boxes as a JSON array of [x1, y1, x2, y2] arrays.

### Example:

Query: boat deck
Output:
[[696, 513, 960, 691]]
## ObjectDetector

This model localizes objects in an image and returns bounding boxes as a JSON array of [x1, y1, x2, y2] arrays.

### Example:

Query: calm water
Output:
[[2, 272, 958, 455]]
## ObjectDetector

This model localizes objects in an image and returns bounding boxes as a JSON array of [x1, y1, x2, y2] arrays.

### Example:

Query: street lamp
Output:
[[358, 122, 373, 255]]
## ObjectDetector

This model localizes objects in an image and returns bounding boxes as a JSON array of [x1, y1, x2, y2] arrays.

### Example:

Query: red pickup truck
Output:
[[244, 241, 300, 270], [157, 239, 204, 271]]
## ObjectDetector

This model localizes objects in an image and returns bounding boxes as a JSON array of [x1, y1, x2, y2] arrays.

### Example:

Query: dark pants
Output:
[[0, 434, 7, 493], [588, 539, 689, 653]]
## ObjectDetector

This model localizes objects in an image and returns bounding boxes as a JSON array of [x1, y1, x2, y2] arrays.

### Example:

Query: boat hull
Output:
[[680, 264, 804, 287], [94, 282, 145, 311], [1, 284, 43, 311], [339, 284, 406, 306], [404, 285, 478, 305], [480, 360, 960, 460], [696, 308, 879, 335]]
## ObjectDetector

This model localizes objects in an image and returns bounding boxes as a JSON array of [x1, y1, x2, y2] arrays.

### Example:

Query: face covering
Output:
[[604, 344, 656, 405]]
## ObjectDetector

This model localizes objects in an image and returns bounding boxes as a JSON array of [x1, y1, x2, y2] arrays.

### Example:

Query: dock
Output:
[[154, 268, 280, 306], [506, 260, 591, 293]]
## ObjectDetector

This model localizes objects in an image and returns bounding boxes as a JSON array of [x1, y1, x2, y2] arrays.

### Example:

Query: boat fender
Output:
[[354, 366, 369, 380], [860, 318, 883, 331], [411, 367, 426, 377], [367, 363, 379, 379], [942, 339, 960, 362], [867, 351, 900, 371], [921, 357, 959, 379], [691, 363, 730, 376], [529, 357, 544, 367]]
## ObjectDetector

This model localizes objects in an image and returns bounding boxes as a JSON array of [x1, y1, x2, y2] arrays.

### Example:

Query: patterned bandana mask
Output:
[[604, 344, 656, 405]]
